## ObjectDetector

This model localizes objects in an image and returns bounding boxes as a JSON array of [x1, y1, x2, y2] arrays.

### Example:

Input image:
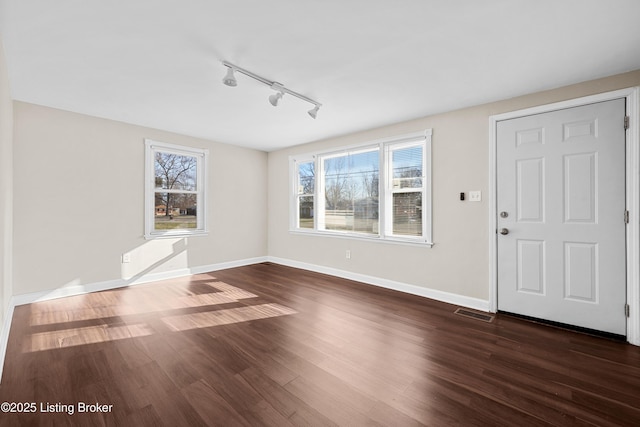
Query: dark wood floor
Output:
[[1, 262, 639, 426]]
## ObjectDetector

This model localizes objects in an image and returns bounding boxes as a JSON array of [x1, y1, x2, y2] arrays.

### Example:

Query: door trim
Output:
[[489, 87, 640, 345]]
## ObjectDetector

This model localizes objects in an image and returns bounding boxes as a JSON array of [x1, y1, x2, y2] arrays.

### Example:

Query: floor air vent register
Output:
[[454, 308, 495, 323]]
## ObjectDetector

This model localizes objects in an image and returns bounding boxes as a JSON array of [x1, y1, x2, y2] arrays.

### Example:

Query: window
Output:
[[145, 139, 208, 238], [295, 159, 315, 229], [290, 130, 432, 245]]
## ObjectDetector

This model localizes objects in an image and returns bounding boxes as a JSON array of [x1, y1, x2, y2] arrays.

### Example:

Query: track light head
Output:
[[223, 67, 237, 87], [308, 104, 320, 119], [269, 91, 283, 106], [269, 83, 285, 106]]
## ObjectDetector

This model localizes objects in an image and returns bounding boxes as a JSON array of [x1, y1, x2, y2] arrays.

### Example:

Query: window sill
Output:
[[144, 230, 209, 240], [289, 229, 433, 248]]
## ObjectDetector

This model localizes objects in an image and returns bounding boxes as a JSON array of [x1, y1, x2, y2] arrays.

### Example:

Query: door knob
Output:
[[500, 228, 509, 235]]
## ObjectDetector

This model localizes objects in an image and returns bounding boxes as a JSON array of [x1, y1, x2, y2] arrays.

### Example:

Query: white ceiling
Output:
[[1, 0, 640, 152]]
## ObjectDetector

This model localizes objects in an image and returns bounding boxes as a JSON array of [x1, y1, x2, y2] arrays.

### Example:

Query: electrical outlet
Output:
[[469, 191, 482, 202], [122, 253, 131, 263], [346, 250, 351, 259]]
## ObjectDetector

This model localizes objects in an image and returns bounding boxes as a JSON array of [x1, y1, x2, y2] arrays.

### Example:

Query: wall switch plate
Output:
[[346, 250, 351, 259], [469, 191, 482, 202], [122, 253, 131, 263]]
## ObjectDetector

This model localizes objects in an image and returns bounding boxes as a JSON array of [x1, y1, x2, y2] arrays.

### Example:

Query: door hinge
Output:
[[624, 116, 630, 130], [625, 304, 630, 318], [625, 210, 630, 224]]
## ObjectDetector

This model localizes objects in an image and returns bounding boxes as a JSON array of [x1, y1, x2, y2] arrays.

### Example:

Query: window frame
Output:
[[289, 130, 432, 246], [144, 139, 208, 239]]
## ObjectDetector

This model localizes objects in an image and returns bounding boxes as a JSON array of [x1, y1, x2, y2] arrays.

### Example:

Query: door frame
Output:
[[489, 87, 640, 345]]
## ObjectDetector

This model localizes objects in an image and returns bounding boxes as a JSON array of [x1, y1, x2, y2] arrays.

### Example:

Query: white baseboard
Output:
[[267, 256, 490, 312]]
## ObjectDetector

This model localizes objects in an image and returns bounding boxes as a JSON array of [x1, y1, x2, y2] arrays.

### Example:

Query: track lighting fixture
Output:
[[269, 83, 284, 106], [269, 91, 283, 106], [308, 104, 320, 119], [222, 61, 322, 119], [222, 67, 237, 87]]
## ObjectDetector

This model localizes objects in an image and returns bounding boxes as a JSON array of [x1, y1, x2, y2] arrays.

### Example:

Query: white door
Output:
[[497, 99, 627, 335]]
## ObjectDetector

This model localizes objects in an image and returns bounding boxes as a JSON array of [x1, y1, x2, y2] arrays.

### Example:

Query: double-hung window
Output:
[[290, 130, 432, 245], [145, 139, 208, 239]]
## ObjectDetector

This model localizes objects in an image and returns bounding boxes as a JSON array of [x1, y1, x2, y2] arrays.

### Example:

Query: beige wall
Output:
[[0, 37, 13, 323], [268, 69, 640, 301], [12, 102, 268, 295]]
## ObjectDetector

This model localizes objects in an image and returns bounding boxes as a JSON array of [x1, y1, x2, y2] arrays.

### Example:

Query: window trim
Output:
[[144, 139, 209, 239], [289, 130, 433, 246]]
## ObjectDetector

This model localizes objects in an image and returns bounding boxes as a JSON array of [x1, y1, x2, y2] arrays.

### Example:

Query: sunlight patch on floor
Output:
[[22, 281, 296, 352], [162, 303, 298, 331], [24, 323, 155, 352], [29, 281, 258, 326]]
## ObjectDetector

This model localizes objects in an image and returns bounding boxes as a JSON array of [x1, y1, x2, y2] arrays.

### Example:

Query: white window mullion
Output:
[[289, 158, 298, 231], [383, 142, 392, 239], [378, 143, 387, 238], [155, 192, 197, 196], [317, 156, 326, 231], [312, 155, 319, 231], [423, 130, 432, 243], [197, 152, 206, 232]]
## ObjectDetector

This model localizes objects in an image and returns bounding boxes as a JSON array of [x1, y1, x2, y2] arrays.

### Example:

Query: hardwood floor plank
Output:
[[237, 366, 339, 427], [180, 379, 249, 427], [283, 376, 381, 426], [123, 404, 164, 427], [287, 404, 339, 427], [366, 401, 427, 427], [405, 373, 555, 426], [245, 399, 296, 427], [238, 367, 300, 418], [226, 329, 299, 386]]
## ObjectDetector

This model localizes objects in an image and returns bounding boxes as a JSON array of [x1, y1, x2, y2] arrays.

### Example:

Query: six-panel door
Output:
[[497, 99, 627, 335]]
